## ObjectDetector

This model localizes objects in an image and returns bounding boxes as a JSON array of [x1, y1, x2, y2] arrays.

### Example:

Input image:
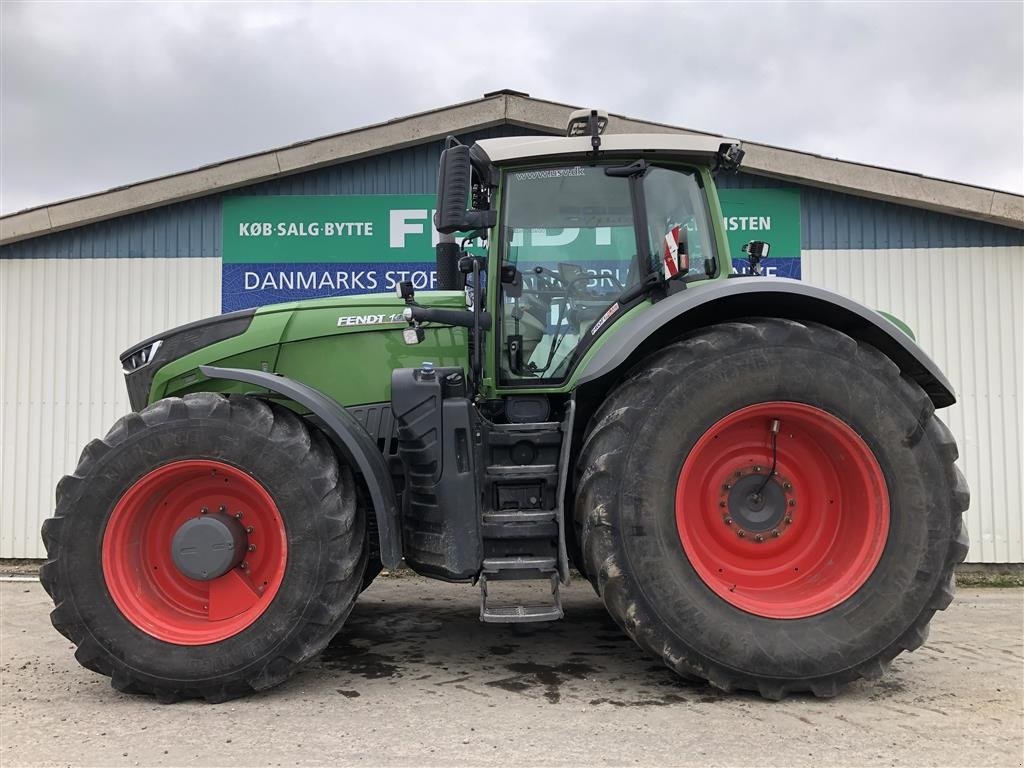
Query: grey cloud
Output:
[[1, 1, 1021, 215]]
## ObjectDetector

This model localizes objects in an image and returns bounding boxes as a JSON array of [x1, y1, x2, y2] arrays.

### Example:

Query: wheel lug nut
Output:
[[240, 561, 248, 570], [771, 528, 780, 537], [200, 507, 208, 515], [754, 534, 764, 543], [219, 505, 226, 514], [719, 501, 727, 508], [753, 465, 761, 473], [736, 530, 745, 538], [784, 516, 792, 524], [234, 511, 244, 518], [788, 499, 796, 507], [724, 517, 733, 525], [734, 471, 742, 478], [722, 483, 731, 491], [246, 526, 255, 533], [783, 483, 792, 491], [247, 544, 256, 552]]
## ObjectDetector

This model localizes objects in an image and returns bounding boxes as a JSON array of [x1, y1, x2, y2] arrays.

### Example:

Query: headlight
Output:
[[122, 340, 162, 374]]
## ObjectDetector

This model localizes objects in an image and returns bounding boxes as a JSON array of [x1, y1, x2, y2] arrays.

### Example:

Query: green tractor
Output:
[[40, 110, 969, 702]]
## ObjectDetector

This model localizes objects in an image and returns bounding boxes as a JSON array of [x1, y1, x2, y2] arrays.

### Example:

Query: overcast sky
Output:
[[2, 1, 1022, 215]]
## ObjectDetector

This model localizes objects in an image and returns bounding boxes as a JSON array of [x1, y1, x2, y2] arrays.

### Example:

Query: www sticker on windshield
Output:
[[512, 167, 587, 181]]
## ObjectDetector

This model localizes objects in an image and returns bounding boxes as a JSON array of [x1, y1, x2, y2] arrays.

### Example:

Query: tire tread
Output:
[[39, 394, 365, 702], [574, 318, 969, 699]]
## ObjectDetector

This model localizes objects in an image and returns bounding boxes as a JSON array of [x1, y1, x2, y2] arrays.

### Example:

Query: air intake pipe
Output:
[[435, 231, 461, 290]]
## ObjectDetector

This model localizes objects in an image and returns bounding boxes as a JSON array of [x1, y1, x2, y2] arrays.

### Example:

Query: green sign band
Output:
[[224, 190, 801, 265], [223, 195, 439, 264], [717, 188, 802, 258]]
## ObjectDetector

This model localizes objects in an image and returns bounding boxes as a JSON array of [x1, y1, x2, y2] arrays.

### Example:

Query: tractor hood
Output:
[[121, 291, 469, 410]]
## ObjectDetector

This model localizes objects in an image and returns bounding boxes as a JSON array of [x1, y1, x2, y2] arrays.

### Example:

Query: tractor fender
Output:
[[199, 365, 402, 569], [576, 278, 956, 408]]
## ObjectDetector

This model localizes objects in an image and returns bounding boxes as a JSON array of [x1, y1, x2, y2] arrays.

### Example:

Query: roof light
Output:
[[566, 108, 608, 138]]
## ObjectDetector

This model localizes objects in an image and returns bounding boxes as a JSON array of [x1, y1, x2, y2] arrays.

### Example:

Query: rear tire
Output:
[[575, 319, 969, 699], [40, 393, 367, 702]]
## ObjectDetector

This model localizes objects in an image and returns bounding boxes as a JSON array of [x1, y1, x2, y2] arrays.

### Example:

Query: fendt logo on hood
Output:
[[336, 313, 405, 327]]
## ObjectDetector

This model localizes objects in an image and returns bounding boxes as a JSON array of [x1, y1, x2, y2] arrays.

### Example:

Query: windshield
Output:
[[498, 165, 641, 382]]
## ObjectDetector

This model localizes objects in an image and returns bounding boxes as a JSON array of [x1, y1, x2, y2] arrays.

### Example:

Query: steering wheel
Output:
[[531, 265, 624, 297], [565, 272, 624, 299]]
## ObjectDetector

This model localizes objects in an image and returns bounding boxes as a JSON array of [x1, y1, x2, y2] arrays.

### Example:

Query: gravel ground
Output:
[[2, 577, 1021, 768]]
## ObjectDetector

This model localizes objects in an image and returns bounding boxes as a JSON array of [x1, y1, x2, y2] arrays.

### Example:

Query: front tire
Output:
[[575, 319, 969, 699], [40, 393, 367, 702]]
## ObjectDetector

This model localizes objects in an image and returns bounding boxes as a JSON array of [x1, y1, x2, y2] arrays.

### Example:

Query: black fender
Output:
[[199, 365, 402, 569], [576, 278, 956, 408]]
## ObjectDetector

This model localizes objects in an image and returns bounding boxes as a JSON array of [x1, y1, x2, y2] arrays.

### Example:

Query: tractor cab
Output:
[[405, 111, 747, 397]]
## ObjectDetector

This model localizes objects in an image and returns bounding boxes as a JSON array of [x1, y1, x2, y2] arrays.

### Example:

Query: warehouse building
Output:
[[2, 90, 1022, 562]]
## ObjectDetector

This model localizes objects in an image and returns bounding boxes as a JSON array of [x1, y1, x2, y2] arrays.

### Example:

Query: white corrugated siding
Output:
[[803, 246, 1024, 563], [1, 249, 1021, 561], [0, 258, 221, 558]]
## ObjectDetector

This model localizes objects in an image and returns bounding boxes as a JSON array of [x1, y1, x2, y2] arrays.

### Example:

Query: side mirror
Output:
[[436, 145, 472, 234], [435, 144, 497, 234], [741, 240, 770, 276]]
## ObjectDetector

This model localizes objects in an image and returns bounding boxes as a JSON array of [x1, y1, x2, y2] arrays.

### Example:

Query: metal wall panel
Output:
[[5, 250, 1018, 560], [7, 130, 1021, 264], [718, 173, 1024, 250], [803, 246, 1024, 563], [0, 258, 221, 558], [2, 197, 222, 260]]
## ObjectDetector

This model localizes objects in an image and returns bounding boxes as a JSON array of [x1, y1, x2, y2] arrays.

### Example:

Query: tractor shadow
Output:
[[303, 578, 727, 706]]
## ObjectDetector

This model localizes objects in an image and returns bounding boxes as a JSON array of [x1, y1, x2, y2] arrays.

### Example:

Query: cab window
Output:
[[498, 165, 638, 382], [642, 166, 718, 281]]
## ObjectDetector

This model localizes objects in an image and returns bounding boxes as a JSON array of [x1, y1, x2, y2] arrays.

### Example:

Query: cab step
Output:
[[479, 557, 563, 623], [481, 510, 557, 539], [482, 556, 556, 577], [482, 510, 556, 524]]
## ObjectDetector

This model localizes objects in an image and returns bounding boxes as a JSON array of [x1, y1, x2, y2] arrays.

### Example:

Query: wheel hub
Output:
[[171, 510, 248, 581], [720, 465, 794, 541], [726, 474, 787, 532]]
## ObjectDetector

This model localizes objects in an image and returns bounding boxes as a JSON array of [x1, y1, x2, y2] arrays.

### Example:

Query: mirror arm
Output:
[[462, 210, 497, 230], [471, 257, 483, 392]]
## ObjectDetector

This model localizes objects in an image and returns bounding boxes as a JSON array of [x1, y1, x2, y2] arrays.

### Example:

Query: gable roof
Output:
[[2, 90, 1021, 245]]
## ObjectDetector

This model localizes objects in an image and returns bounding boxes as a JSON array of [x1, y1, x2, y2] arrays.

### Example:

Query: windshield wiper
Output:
[[615, 271, 663, 306]]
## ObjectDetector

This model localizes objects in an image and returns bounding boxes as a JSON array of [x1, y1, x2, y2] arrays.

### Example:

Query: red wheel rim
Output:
[[676, 402, 889, 619], [102, 459, 287, 645]]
